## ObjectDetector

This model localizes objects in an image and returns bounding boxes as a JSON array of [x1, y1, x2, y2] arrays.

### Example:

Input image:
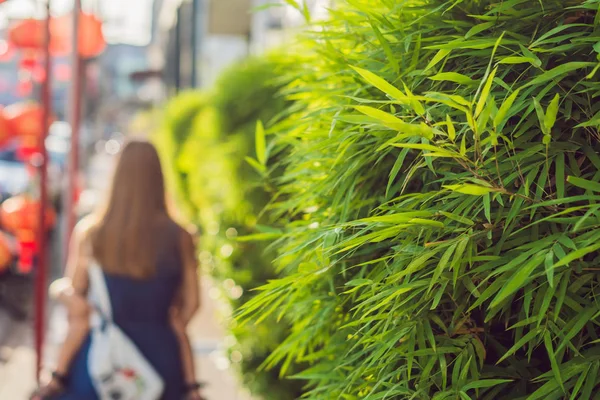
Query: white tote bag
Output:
[[87, 262, 165, 400]]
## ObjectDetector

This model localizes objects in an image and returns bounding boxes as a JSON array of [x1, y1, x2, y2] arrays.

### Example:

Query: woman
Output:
[[36, 139, 203, 399]]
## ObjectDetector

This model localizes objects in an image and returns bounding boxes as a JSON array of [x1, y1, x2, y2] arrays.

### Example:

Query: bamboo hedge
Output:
[[241, 0, 600, 398]]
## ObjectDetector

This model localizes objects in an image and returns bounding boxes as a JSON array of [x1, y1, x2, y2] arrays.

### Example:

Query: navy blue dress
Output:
[[58, 234, 186, 400]]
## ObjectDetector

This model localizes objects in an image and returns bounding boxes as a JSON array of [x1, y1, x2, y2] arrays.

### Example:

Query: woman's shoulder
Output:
[[73, 214, 99, 243]]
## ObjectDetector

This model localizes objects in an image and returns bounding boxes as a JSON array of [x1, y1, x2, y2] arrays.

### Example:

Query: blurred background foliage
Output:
[[154, 55, 304, 399]]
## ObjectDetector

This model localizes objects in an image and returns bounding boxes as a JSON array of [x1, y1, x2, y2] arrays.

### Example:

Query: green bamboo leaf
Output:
[[439, 211, 474, 226], [462, 379, 513, 391], [581, 362, 599, 399], [425, 49, 451, 72], [490, 254, 545, 309], [444, 184, 496, 196], [460, 133, 467, 155], [350, 66, 407, 102], [533, 97, 548, 135], [402, 82, 425, 115], [390, 142, 458, 157], [370, 21, 399, 73], [255, 120, 267, 165], [345, 279, 373, 287], [483, 193, 491, 223], [552, 241, 600, 269], [354, 106, 434, 139], [430, 243, 457, 292], [245, 156, 266, 175], [464, 21, 495, 39], [521, 62, 596, 89], [557, 307, 598, 353], [497, 56, 541, 68], [475, 66, 497, 118], [570, 364, 590, 400], [494, 88, 520, 129], [429, 72, 477, 85], [544, 251, 554, 288], [544, 94, 560, 132], [567, 175, 600, 192], [543, 331, 564, 393], [446, 114, 456, 141], [498, 327, 542, 363], [386, 147, 409, 198]]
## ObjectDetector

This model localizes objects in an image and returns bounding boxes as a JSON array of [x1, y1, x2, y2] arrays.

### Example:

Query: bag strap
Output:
[[88, 261, 113, 323]]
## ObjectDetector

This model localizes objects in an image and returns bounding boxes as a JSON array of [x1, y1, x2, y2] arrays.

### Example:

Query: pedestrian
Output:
[[32, 139, 204, 399]]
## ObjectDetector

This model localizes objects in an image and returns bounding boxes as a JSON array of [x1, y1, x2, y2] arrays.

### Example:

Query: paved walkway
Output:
[[0, 277, 253, 400]]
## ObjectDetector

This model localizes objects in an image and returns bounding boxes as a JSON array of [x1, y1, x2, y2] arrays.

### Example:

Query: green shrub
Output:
[[156, 57, 303, 399], [241, 1, 600, 398]]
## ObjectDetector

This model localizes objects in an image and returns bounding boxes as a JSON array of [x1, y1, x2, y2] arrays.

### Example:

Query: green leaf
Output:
[[351, 66, 407, 102], [475, 66, 497, 117], [444, 184, 496, 196], [425, 49, 451, 72], [533, 97, 548, 135], [521, 62, 596, 89], [497, 56, 541, 68], [462, 379, 513, 391], [446, 114, 456, 141], [429, 72, 476, 85], [370, 21, 399, 73], [552, 241, 600, 269], [498, 327, 542, 363], [544, 94, 560, 133], [567, 175, 600, 192], [354, 106, 434, 139], [245, 156, 266, 175], [557, 307, 598, 353], [544, 331, 564, 393], [490, 254, 545, 309], [544, 251, 554, 288], [255, 120, 266, 165], [494, 88, 520, 129], [464, 22, 495, 39]]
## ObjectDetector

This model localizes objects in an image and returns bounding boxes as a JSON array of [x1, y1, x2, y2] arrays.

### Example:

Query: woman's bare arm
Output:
[[177, 229, 200, 324], [171, 228, 201, 394], [52, 219, 93, 376]]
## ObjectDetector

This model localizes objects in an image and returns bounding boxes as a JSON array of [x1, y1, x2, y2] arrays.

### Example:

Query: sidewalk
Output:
[[0, 277, 253, 400]]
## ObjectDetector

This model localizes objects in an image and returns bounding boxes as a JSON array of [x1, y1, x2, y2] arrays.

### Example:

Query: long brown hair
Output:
[[90, 139, 170, 278]]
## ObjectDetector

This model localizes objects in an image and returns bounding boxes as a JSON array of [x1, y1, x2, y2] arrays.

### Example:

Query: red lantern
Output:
[[8, 19, 45, 49], [4, 102, 53, 139], [0, 232, 12, 273], [78, 13, 105, 58], [8, 18, 68, 54], [15, 135, 42, 161], [0, 108, 13, 148], [19, 50, 38, 72], [16, 230, 36, 274], [0, 195, 57, 234]]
